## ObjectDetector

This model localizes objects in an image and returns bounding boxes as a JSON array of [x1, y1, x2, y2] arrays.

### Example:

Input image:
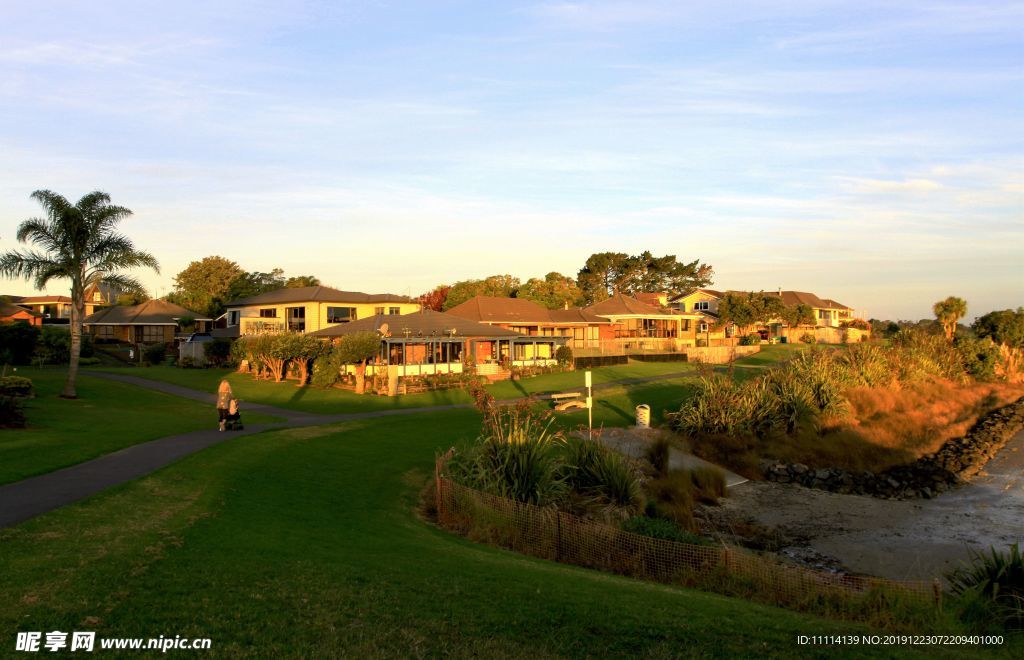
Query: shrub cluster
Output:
[[445, 404, 645, 519], [0, 324, 95, 366], [555, 345, 574, 366], [948, 543, 1023, 631], [739, 333, 761, 346], [669, 330, 998, 445], [0, 375, 32, 429], [0, 375, 34, 398]]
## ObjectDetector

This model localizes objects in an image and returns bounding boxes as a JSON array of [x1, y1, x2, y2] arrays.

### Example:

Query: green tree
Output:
[[933, 296, 968, 341], [517, 272, 584, 309], [576, 252, 630, 304], [576, 251, 713, 304], [442, 274, 520, 310], [0, 190, 157, 398], [224, 268, 287, 303], [336, 331, 383, 394], [780, 303, 816, 328], [168, 256, 243, 317], [286, 275, 320, 288], [972, 308, 1024, 349]]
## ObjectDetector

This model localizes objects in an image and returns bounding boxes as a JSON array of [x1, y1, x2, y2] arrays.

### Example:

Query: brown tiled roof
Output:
[[447, 296, 610, 326], [820, 298, 852, 311], [84, 299, 209, 325], [226, 286, 412, 307], [307, 309, 525, 339], [12, 295, 73, 303], [585, 292, 679, 318], [0, 302, 41, 318], [548, 308, 612, 324]]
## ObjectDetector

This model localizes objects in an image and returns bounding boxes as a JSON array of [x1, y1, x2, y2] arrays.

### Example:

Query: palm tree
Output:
[[933, 296, 968, 342], [0, 190, 158, 398]]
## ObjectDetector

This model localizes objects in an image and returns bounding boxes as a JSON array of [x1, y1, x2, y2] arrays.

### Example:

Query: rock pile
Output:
[[763, 396, 1024, 499]]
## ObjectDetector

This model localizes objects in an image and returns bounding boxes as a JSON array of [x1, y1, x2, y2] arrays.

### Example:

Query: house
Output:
[[4, 284, 115, 321], [583, 292, 701, 348], [83, 299, 211, 344], [0, 301, 42, 326], [307, 309, 568, 379], [445, 296, 612, 350], [669, 288, 864, 343], [221, 286, 420, 336]]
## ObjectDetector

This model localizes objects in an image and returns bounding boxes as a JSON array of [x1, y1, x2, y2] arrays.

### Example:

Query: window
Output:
[[286, 307, 306, 332], [389, 307, 401, 315], [228, 311, 240, 326], [95, 326, 114, 339], [375, 306, 385, 315], [141, 326, 165, 342], [259, 308, 277, 318], [698, 322, 709, 333], [694, 301, 710, 311], [328, 307, 356, 323]]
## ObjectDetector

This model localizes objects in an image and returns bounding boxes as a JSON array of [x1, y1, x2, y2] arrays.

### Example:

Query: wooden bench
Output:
[[551, 391, 586, 411]]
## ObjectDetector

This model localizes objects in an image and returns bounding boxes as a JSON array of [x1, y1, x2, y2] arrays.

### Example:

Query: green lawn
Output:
[[0, 409, 965, 658], [94, 361, 698, 415], [0, 369, 280, 485]]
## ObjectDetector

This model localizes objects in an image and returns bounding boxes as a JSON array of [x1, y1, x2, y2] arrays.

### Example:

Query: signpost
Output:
[[585, 370, 593, 441]]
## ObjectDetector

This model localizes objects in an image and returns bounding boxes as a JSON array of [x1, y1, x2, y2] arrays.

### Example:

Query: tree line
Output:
[[418, 251, 714, 311]]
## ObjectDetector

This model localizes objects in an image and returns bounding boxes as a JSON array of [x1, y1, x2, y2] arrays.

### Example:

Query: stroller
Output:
[[224, 399, 244, 431]]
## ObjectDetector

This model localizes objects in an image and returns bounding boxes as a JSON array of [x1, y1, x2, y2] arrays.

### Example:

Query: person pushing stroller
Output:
[[216, 380, 244, 431]]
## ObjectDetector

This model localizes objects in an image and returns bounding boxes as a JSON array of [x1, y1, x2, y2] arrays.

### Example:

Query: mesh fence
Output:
[[435, 454, 940, 616]]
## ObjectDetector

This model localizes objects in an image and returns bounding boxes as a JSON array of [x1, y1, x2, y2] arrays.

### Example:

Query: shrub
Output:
[[621, 516, 714, 546], [0, 376, 33, 397], [645, 436, 671, 477], [205, 338, 234, 367], [143, 343, 167, 365], [77, 356, 101, 366], [739, 333, 760, 346], [0, 396, 26, 428], [555, 345, 574, 366], [954, 336, 1003, 382], [312, 342, 345, 388], [446, 406, 568, 506], [799, 332, 816, 344], [687, 466, 727, 502], [696, 338, 708, 347], [667, 376, 753, 436], [561, 437, 644, 515], [0, 322, 40, 365], [179, 356, 196, 369], [948, 543, 1023, 630], [644, 470, 697, 529]]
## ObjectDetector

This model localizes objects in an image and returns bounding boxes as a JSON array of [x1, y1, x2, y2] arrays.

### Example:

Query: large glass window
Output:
[[286, 307, 306, 332], [694, 301, 710, 311], [327, 307, 356, 323], [141, 326, 165, 342], [375, 306, 385, 315], [95, 326, 114, 339], [259, 308, 277, 318], [388, 307, 401, 315]]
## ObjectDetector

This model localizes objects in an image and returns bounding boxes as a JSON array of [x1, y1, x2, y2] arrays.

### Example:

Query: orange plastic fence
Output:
[[435, 454, 939, 610]]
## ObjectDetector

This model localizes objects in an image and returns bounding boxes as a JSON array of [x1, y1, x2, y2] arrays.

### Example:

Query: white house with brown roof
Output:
[[222, 286, 420, 336]]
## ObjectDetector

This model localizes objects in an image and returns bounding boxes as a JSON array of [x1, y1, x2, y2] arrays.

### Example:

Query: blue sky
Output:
[[0, 1, 1021, 320]]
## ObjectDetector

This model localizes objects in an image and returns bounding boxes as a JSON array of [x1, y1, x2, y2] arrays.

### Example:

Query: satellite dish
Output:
[[378, 322, 390, 337]]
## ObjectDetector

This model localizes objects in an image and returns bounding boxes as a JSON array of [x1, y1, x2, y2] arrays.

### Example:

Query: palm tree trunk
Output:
[[62, 291, 84, 399]]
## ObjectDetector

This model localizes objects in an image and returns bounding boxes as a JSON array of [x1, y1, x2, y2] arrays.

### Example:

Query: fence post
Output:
[[555, 510, 562, 562]]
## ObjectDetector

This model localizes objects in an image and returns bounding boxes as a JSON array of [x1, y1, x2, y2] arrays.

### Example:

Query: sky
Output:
[[0, 1, 1021, 321]]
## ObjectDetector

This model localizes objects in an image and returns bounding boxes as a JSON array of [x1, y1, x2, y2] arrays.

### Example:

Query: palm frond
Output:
[[29, 190, 71, 219], [89, 272, 147, 296]]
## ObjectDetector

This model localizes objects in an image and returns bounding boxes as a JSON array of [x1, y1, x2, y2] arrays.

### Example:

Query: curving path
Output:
[[0, 368, 700, 529]]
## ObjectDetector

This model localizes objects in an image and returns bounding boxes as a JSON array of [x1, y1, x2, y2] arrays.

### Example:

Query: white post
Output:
[[585, 370, 593, 441]]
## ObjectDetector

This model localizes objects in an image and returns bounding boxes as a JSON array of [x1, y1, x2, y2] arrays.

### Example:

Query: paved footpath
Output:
[[0, 369, 698, 529]]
